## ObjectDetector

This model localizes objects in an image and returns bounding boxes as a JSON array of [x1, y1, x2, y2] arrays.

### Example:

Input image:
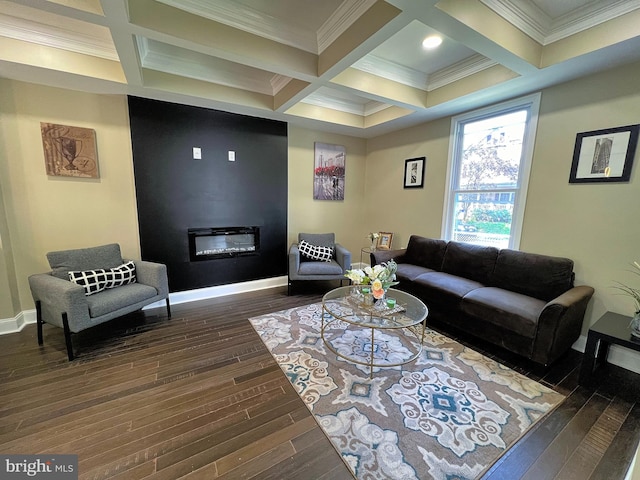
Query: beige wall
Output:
[[365, 60, 640, 334], [2, 60, 640, 336], [0, 79, 140, 314], [288, 125, 367, 260]]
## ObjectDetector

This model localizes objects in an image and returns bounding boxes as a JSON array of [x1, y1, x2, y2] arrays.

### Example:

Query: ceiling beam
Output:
[[100, 0, 143, 86]]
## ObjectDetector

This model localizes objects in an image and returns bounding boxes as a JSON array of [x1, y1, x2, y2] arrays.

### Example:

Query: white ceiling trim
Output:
[[138, 37, 275, 96], [482, 0, 640, 45], [545, 0, 640, 44], [427, 54, 498, 91], [301, 90, 388, 116], [0, 13, 118, 60], [270, 74, 292, 95], [316, 0, 377, 54], [352, 54, 428, 90], [156, 0, 318, 53], [351, 53, 497, 92]]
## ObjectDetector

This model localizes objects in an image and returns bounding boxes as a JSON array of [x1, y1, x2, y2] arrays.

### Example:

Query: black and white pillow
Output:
[[298, 240, 333, 262], [106, 261, 137, 289], [68, 269, 109, 296]]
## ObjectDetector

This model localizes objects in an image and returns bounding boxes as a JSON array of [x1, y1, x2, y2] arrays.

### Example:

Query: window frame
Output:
[[442, 93, 541, 250]]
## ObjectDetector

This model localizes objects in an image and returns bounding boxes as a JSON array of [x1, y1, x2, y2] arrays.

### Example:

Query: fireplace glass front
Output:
[[188, 227, 259, 261]]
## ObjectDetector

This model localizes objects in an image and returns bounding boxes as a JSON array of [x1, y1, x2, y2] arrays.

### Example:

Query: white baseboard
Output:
[[143, 275, 289, 310], [0, 309, 36, 335]]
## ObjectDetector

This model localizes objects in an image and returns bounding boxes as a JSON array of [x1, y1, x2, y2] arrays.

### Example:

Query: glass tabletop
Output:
[[322, 285, 428, 329]]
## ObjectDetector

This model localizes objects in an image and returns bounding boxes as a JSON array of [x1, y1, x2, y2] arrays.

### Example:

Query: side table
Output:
[[579, 311, 640, 385], [360, 247, 375, 267]]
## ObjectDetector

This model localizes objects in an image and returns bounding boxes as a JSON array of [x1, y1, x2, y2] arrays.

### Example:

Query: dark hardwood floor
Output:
[[0, 283, 638, 479]]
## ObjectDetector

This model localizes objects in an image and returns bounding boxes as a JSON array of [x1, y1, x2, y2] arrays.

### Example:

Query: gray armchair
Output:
[[28, 243, 170, 360], [288, 233, 351, 295]]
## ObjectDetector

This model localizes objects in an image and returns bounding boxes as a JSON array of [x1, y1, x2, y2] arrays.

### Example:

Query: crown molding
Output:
[[156, 0, 318, 53], [0, 13, 118, 60], [545, 0, 640, 44], [480, 0, 549, 44], [351, 53, 496, 92], [482, 0, 640, 45], [316, 0, 377, 54], [427, 54, 497, 91], [352, 54, 428, 90], [140, 42, 274, 95], [301, 90, 390, 116], [270, 74, 293, 95]]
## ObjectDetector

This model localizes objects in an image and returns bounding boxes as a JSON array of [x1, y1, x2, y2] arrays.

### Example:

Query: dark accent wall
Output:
[[128, 96, 288, 292]]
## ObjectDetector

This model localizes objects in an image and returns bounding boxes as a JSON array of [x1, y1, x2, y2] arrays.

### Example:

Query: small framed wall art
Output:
[[41, 122, 99, 178], [569, 124, 639, 183], [377, 232, 394, 250], [404, 156, 425, 188]]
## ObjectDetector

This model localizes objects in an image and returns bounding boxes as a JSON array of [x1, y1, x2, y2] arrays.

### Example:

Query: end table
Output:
[[579, 311, 640, 386], [360, 247, 375, 267]]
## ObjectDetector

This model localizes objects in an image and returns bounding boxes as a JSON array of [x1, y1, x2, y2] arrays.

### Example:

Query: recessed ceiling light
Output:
[[422, 35, 443, 49]]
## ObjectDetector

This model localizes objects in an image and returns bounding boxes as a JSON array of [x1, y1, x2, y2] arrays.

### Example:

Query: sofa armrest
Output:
[[28, 273, 90, 330], [334, 243, 351, 271], [129, 259, 169, 298], [531, 285, 595, 365], [371, 248, 407, 266]]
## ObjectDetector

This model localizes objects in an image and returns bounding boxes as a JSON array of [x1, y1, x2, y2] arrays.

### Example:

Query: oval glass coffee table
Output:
[[321, 286, 428, 378]]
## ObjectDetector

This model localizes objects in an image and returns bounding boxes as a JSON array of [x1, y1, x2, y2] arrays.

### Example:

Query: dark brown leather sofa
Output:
[[371, 235, 594, 366]]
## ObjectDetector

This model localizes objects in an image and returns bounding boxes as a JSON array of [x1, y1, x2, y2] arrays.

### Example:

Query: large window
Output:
[[443, 94, 541, 249]]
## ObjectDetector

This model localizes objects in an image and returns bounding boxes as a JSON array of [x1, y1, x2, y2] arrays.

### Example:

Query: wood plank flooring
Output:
[[0, 284, 638, 479]]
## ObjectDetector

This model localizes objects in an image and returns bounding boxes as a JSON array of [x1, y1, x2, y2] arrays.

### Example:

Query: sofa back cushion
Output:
[[404, 236, 447, 270], [490, 249, 575, 301], [298, 233, 335, 248], [47, 243, 123, 280], [441, 241, 499, 285]]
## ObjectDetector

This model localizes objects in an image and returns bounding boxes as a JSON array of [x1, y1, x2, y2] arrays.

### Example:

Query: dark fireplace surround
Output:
[[128, 96, 288, 292]]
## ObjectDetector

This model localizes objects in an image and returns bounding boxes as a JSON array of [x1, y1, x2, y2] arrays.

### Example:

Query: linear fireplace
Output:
[[188, 226, 260, 261]]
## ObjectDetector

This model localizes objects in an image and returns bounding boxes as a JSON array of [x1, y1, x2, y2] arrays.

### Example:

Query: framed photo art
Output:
[[404, 157, 425, 188], [376, 232, 394, 250], [569, 124, 639, 183]]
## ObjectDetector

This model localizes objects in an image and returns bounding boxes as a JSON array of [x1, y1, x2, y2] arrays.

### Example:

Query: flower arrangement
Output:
[[345, 260, 399, 299], [613, 261, 640, 314], [367, 232, 380, 242]]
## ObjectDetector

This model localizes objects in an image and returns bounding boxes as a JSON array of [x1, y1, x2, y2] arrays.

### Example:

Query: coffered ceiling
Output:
[[1, 0, 640, 137]]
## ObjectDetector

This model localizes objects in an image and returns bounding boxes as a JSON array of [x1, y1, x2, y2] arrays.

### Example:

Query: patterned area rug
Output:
[[249, 303, 565, 480]]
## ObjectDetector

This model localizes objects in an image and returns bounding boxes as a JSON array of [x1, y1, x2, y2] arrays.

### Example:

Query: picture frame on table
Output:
[[377, 232, 393, 250], [403, 157, 425, 188], [569, 124, 639, 183]]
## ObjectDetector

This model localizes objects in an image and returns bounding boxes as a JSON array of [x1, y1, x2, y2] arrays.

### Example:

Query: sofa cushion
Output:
[[396, 264, 437, 282], [490, 249, 574, 301], [413, 272, 484, 307], [68, 269, 109, 296], [461, 287, 546, 338], [48, 243, 123, 280], [441, 241, 498, 285], [298, 259, 344, 275], [87, 283, 157, 318], [298, 240, 333, 262], [404, 236, 447, 270]]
